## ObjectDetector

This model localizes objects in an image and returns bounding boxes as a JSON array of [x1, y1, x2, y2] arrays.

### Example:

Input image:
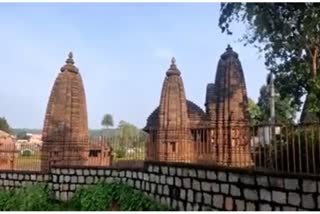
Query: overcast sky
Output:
[[0, 3, 268, 129]]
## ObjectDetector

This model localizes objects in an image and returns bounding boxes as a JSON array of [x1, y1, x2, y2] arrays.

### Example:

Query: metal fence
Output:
[[0, 123, 320, 175]]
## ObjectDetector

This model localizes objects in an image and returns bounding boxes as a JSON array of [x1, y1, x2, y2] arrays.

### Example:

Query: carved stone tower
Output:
[[146, 58, 195, 162], [41, 52, 89, 171], [208, 45, 253, 167]]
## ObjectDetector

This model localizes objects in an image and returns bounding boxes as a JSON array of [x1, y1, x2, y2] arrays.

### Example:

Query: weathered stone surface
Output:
[[288, 192, 300, 206], [78, 176, 84, 184], [186, 203, 192, 211], [189, 169, 196, 177], [157, 185, 163, 194], [246, 202, 255, 211], [187, 189, 194, 202], [31, 175, 36, 181], [217, 172, 227, 182], [260, 188, 271, 202], [64, 175, 70, 183], [284, 178, 299, 190], [207, 171, 216, 180], [178, 201, 184, 211], [270, 177, 284, 188], [151, 183, 156, 193], [153, 166, 159, 173], [221, 184, 229, 194], [175, 177, 181, 187], [260, 204, 272, 211], [169, 167, 176, 176], [240, 175, 255, 185], [70, 184, 76, 191], [85, 176, 93, 184], [182, 169, 189, 177], [167, 176, 174, 185], [228, 173, 239, 183], [303, 180, 316, 193], [197, 170, 206, 179], [83, 170, 89, 176], [180, 189, 186, 200], [235, 199, 245, 211], [105, 170, 111, 176], [183, 178, 191, 188], [213, 194, 224, 209], [211, 182, 220, 193], [150, 174, 156, 182], [163, 185, 169, 196], [147, 165, 153, 172], [53, 175, 58, 182], [230, 185, 241, 197], [201, 181, 211, 192], [272, 191, 286, 204], [90, 169, 96, 176], [257, 176, 269, 187], [302, 194, 315, 209], [176, 168, 182, 176], [244, 189, 258, 201], [61, 169, 68, 175], [225, 197, 233, 211], [195, 192, 202, 203], [146, 182, 150, 191], [135, 180, 141, 189], [161, 166, 168, 174], [160, 175, 166, 184], [143, 173, 149, 181], [192, 179, 201, 191]]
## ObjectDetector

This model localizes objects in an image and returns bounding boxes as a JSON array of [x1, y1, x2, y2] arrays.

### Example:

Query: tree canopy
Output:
[[101, 114, 114, 129], [0, 117, 11, 133], [219, 3, 320, 119]]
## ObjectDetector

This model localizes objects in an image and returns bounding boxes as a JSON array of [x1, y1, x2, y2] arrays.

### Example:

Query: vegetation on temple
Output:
[[0, 117, 11, 133], [219, 3, 320, 120], [0, 183, 170, 211]]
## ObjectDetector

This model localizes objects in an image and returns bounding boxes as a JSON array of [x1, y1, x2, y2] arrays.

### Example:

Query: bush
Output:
[[21, 150, 32, 157], [114, 149, 126, 159]]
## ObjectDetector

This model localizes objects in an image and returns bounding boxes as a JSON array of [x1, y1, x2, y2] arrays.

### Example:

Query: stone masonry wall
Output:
[[0, 162, 320, 211]]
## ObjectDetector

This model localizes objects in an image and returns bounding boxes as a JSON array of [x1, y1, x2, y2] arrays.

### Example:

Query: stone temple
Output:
[[41, 53, 112, 171], [144, 45, 252, 167]]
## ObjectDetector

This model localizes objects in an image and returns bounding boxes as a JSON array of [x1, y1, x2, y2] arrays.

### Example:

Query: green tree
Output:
[[101, 114, 114, 129], [219, 3, 320, 119], [248, 98, 262, 125], [257, 84, 296, 124], [0, 117, 11, 133]]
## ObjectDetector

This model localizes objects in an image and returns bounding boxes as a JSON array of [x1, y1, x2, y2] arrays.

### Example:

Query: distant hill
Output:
[[12, 128, 118, 137]]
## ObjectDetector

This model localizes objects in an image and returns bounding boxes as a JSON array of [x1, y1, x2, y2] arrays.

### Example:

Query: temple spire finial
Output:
[[171, 57, 176, 65], [226, 44, 232, 51], [66, 51, 75, 65]]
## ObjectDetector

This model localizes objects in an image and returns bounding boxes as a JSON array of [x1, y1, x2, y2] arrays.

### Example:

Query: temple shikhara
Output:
[[144, 45, 253, 167], [41, 52, 112, 171]]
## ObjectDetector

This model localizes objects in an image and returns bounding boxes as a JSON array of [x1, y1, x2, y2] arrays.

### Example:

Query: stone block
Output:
[[259, 203, 272, 211], [64, 175, 70, 183], [303, 180, 316, 193], [153, 166, 159, 173], [44, 175, 49, 181], [177, 168, 182, 176], [76, 169, 82, 175], [163, 185, 169, 196], [225, 197, 233, 211], [178, 201, 184, 211], [78, 176, 84, 184], [318, 195, 320, 209], [272, 191, 286, 204], [52, 175, 57, 182], [61, 169, 68, 174], [186, 203, 193, 211], [167, 176, 174, 185], [240, 175, 255, 185], [203, 193, 212, 205], [127, 179, 134, 187], [192, 179, 201, 191], [221, 184, 229, 194], [12, 174, 17, 179], [284, 178, 299, 190], [244, 189, 258, 201], [207, 171, 216, 180], [135, 180, 141, 189], [60, 192, 68, 201], [138, 172, 143, 179], [228, 173, 239, 183], [147, 165, 153, 172], [25, 175, 30, 180], [14, 181, 20, 186], [230, 185, 241, 197], [197, 170, 206, 179], [201, 181, 211, 192], [126, 171, 132, 178], [246, 202, 255, 211], [150, 174, 155, 182], [7, 173, 12, 179], [30, 174, 36, 181], [86, 176, 94, 184], [175, 177, 181, 187], [180, 189, 186, 200], [69, 169, 75, 175], [146, 182, 150, 191], [161, 166, 168, 174], [302, 194, 315, 209], [0, 174, 6, 179], [235, 199, 245, 211], [187, 189, 194, 203], [71, 176, 77, 183], [83, 169, 89, 176], [195, 192, 202, 203], [106, 177, 113, 183], [172, 199, 178, 210], [97, 169, 103, 176], [105, 170, 111, 176], [151, 183, 156, 193], [157, 185, 163, 194], [189, 169, 196, 177], [62, 184, 69, 191], [288, 192, 300, 206], [53, 184, 59, 190], [183, 178, 191, 188], [211, 182, 220, 193], [59, 175, 64, 183], [111, 170, 118, 177], [182, 169, 189, 177], [142, 173, 148, 181], [70, 184, 76, 191], [217, 172, 227, 182], [257, 176, 269, 187], [160, 175, 166, 184], [213, 194, 224, 209], [155, 175, 160, 183]]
